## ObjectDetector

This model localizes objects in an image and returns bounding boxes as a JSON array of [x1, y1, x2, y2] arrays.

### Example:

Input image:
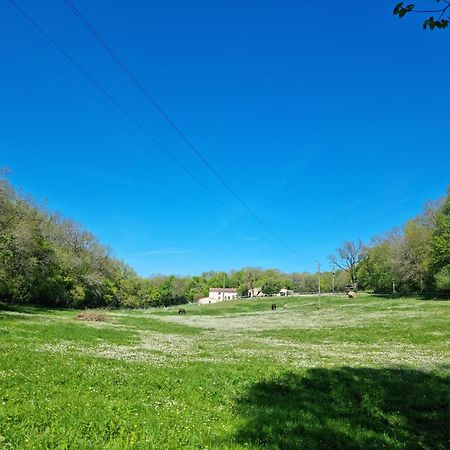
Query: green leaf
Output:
[[393, 2, 404, 14]]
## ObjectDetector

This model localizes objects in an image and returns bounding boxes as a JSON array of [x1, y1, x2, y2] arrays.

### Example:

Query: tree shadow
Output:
[[232, 367, 449, 449], [0, 302, 62, 318], [417, 294, 450, 302], [371, 294, 450, 302]]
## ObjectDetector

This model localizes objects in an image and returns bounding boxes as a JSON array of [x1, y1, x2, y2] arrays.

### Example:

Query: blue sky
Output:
[[1, 1, 449, 276]]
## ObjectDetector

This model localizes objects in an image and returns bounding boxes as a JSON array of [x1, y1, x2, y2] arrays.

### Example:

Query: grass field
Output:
[[0, 294, 449, 449]]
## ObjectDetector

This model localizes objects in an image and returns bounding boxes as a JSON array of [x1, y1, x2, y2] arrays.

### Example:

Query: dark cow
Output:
[[271, 303, 277, 311], [178, 308, 186, 315]]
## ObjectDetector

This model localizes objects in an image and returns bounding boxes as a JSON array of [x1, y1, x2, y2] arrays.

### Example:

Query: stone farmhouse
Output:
[[209, 288, 238, 301], [198, 288, 238, 304]]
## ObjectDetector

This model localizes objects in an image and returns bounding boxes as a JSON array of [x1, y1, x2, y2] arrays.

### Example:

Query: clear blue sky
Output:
[[1, 1, 449, 276]]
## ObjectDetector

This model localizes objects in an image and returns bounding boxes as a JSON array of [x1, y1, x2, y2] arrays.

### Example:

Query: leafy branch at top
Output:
[[393, 1, 450, 29]]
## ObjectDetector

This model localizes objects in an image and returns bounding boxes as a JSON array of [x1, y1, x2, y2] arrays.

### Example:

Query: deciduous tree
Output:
[[329, 240, 367, 287]]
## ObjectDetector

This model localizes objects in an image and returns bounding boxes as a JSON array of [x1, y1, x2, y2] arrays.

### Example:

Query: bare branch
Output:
[[329, 240, 367, 285]]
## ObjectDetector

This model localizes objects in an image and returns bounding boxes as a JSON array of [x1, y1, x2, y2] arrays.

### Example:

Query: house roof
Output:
[[209, 288, 238, 293]]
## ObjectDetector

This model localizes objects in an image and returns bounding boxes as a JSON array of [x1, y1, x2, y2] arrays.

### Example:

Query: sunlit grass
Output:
[[0, 294, 449, 448]]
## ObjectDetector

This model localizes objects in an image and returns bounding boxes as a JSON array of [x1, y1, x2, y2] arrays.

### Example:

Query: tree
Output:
[[329, 240, 367, 287], [429, 187, 450, 291], [435, 265, 450, 291], [242, 268, 260, 294], [261, 280, 281, 296], [393, 1, 449, 30], [357, 234, 400, 293], [392, 205, 438, 292], [430, 188, 450, 273]]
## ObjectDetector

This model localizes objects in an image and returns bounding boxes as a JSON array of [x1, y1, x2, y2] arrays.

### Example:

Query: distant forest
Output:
[[1, 174, 449, 308]]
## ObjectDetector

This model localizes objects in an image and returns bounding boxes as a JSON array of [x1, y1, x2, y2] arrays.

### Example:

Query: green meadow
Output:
[[0, 295, 449, 449]]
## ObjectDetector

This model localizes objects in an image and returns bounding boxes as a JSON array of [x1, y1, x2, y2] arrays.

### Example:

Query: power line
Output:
[[61, 0, 297, 256], [8, 0, 297, 258], [7, 0, 254, 230]]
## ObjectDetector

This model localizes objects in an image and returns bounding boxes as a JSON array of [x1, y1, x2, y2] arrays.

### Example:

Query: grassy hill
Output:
[[0, 294, 449, 448]]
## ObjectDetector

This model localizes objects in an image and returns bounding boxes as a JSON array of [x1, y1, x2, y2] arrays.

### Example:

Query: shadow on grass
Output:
[[0, 301, 59, 315], [371, 293, 450, 301], [233, 367, 449, 449]]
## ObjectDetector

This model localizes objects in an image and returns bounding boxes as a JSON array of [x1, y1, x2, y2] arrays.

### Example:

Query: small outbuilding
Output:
[[279, 289, 294, 296], [248, 287, 263, 298]]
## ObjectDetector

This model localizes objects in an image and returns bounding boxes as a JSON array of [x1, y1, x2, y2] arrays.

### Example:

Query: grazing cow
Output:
[[271, 303, 277, 311], [178, 308, 186, 315]]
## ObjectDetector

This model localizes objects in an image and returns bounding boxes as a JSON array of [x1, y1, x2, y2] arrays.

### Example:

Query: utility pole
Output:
[[222, 273, 226, 301], [317, 261, 321, 308], [332, 267, 335, 294], [317, 262, 321, 296]]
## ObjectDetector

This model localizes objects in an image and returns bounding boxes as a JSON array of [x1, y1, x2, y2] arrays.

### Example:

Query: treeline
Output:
[[356, 188, 450, 294], [0, 176, 132, 307], [0, 176, 344, 308], [108, 268, 347, 308], [0, 176, 202, 308], [1, 174, 448, 308]]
